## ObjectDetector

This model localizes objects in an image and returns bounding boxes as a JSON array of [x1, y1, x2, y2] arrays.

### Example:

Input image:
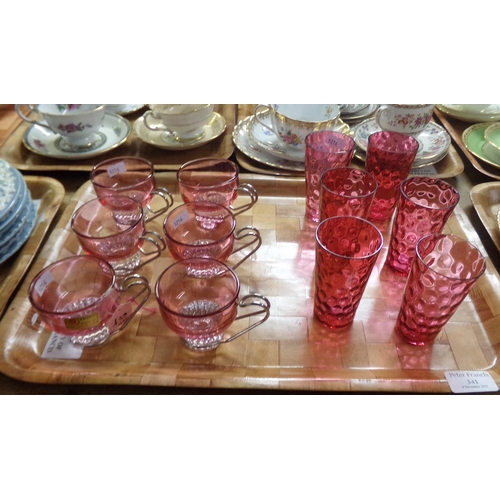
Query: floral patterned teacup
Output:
[[374, 104, 435, 136], [253, 104, 340, 150], [15, 104, 106, 149]]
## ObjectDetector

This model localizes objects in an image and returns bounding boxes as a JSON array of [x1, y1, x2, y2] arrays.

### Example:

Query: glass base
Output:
[[70, 326, 110, 347], [183, 333, 223, 351], [109, 252, 142, 275]]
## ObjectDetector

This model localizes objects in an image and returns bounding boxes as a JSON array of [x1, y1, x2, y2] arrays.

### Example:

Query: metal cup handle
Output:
[[137, 230, 166, 268], [144, 187, 174, 221], [231, 226, 262, 270], [230, 183, 258, 216], [105, 274, 151, 342], [218, 294, 271, 345]]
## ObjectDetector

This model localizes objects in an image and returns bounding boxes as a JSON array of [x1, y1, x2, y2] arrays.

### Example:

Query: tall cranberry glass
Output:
[[365, 131, 419, 222], [305, 131, 355, 223]]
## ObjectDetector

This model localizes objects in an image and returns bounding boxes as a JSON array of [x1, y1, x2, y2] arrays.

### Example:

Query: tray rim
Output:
[[470, 181, 500, 254], [0, 105, 236, 172], [1, 172, 500, 393], [0, 175, 65, 319]]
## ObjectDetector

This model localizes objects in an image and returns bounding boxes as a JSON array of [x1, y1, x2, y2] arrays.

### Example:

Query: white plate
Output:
[[133, 112, 226, 151], [105, 104, 145, 115], [232, 116, 305, 172], [22, 113, 131, 160], [352, 118, 451, 165], [437, 104, 500, 123]]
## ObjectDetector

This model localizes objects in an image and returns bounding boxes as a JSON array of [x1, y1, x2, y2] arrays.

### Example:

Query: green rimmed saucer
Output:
[[462, 122, 500, 170]]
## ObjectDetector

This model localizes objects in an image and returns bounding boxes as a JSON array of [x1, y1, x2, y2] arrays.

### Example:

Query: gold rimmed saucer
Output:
[[133, 112, 226, 151]]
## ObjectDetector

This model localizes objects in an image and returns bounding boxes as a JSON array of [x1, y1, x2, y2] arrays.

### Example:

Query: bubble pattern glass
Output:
[[365, 131, 419, 222], [305, 131, 355, 223], [315, 216, 383, 329], [319, 167, 378, 221], [395, 234, 486, 345], [386, 177, 460, 275]]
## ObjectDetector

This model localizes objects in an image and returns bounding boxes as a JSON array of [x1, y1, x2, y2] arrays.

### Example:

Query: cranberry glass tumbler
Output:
[[305, 131, 355, 223], [319, 167, 378, 221], [315, 216, 383, 329], [386, 177, 460, 275], [395, 234, 486, 345], [365, 131, 419, 222]]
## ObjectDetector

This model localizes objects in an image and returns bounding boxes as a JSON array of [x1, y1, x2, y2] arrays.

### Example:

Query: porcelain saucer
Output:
[[353, 118, 451, 165], [437, 104, 500, 123], [105, 104, 145, 115], [232, 116, 305, 172], [341, 104, 379, 123], [463, 123, 500, 169], [340, 104, 370, 115], [0, 197, 36, 264], [246, 108, 351, 162], [133, 112, 226, 151], [23, 113, 131, 160]]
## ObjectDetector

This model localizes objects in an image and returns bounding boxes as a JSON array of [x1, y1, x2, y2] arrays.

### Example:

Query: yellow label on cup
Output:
[[64, 313, 101, 331]]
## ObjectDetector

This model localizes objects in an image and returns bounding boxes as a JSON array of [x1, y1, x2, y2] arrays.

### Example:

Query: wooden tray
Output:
[[470, 182, 500, 253], [0, 105, 236, 172], [434, 107, 500, 180], [234, 105, 464, 179], [0, 176, 65, 319], [1, 173, 499, 392]]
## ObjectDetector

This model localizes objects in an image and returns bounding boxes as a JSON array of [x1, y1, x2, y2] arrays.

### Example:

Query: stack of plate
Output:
[[339, 104, 379, 124], [232, 106, 351, 174], [437, 104, 500, 123], [352, 117, 451, 168], [0, 159, 37, 264], [463, 122, 500, 170]]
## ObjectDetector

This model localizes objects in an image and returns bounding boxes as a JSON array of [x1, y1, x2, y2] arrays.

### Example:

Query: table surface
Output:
[[1, 105, 499, 394]]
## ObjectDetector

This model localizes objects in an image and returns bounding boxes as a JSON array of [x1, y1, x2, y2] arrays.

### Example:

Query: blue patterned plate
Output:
[[0, 198, 37, 264]]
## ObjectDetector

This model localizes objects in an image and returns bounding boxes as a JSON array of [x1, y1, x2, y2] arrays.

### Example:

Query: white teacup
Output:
[[375, 104, 435, 136], [15, 104, 106, 148], [142, 104, 214, 142], [254, 104, 340, 150]]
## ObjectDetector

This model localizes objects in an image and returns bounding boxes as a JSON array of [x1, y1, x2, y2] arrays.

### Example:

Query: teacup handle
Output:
[[143, 110, 167, 131], [107, 274, 151, 340], [229, 183, 258, 216], [15, 104, 52, 131], [217, 294, 271, 345], [144, 187, 174, 221], [374, 105, 388, 129], [254, 104, 278, 137], [231, 226, 262, 270], [137, 230, 167, 268]]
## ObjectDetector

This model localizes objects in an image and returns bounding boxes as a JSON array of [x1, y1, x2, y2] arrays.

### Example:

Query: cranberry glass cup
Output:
[[90, 156, 173, 221], [315, 216, 383, 329], [155, 258, 270, 350], [365, 131, 419, 222], [177, 158, 258, 216], [71, 196, 166, 275], [319, 167, 378, 221], [28, 255, 151, 347], [395, 234, 486, 345], [163, 202, 261, 270], [386, 177, 460, 275], [305, 131, 355, 223]]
